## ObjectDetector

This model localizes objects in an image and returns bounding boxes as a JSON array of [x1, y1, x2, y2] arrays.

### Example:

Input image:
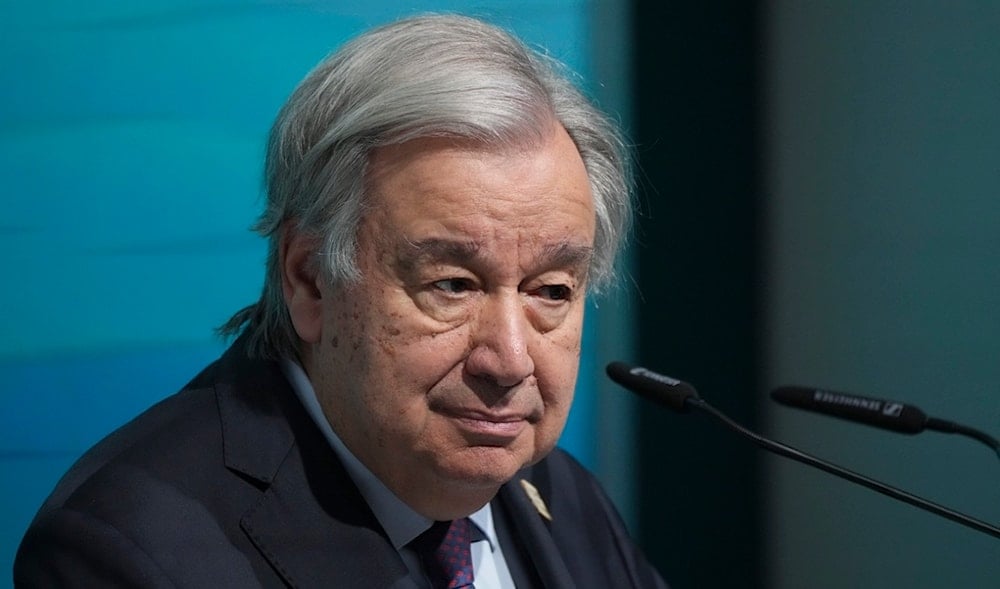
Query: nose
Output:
[[465, 291, 535, 388]]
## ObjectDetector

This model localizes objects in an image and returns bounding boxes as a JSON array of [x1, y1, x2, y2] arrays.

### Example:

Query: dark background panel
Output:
[[632, 3, 764, 587]]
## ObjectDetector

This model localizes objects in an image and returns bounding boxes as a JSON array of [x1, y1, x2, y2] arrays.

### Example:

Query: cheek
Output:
[[382, 329, 471, 392], [543, 306, 585, 360], [326, 297, 370, 365], [336, 275, 411, 360], [535, 323, 585, 407], [531, 364, 577, 462], [372, 310, 405, 356], [363, 293, 473, 376], [319, 286, 412, 407], [354, 295, 472, 413], [539, 343, 579, 416]]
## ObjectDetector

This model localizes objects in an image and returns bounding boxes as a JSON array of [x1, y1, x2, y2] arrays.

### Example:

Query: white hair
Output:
[[221, 14, 632, 358]]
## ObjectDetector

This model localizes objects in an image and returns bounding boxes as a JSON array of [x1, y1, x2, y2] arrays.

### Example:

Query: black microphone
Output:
[[606, 361, 1000, 540], [772, 385, 1000, 458], [772, 386, 928, 433], [605, 361, 699, 412]]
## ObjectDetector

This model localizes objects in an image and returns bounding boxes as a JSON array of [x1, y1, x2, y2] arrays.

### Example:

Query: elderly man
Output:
[[15, 14, 667, 588]]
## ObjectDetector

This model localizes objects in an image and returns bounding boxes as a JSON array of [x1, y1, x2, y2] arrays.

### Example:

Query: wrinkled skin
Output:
[[284, 123, 595, 519]]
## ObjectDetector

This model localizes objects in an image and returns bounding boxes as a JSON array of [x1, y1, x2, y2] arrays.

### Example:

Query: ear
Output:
[[280, 224, 323, 344]]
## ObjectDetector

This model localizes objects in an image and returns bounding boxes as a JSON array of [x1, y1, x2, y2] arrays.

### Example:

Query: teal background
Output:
[[762, 3, 1000, 587], [1, 1, 634, 583], [630, 3, 1000, 586]]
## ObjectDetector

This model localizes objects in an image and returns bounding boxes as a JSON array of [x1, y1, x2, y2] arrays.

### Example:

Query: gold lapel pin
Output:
[[519, 479, 553, 521]]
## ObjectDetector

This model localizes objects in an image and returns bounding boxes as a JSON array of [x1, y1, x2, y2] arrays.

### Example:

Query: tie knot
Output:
[[414, 519, 475, 589]]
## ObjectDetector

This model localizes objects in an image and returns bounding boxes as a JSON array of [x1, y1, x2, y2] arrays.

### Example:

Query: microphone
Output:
[[606, 361, 1000, 540], [772, 385, 1000, 458], [771, 386, 926, 433], [605, 361, 699, 412]]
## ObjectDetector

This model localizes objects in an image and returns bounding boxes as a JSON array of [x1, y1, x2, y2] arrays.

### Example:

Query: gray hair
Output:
[[220, 14, 632, 359]]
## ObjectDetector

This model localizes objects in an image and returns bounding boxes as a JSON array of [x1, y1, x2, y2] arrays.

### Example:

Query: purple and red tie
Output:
[[415, 518, 475, 589]]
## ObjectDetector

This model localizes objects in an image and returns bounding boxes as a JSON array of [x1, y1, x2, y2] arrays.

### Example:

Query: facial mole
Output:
[[330, 336, 339, 349], [378, 339, 397, 355]]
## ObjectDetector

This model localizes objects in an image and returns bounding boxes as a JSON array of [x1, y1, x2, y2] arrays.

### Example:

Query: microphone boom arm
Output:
[[687, 396, 1000, 539]]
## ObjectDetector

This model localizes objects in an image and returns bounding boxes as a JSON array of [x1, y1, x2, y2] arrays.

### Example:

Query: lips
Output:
[[439, 407, 533, 442]]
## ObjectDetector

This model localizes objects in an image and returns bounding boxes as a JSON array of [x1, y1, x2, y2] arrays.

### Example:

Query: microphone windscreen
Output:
[[606, 362, 699, 413], [771, 386, 928, 434]]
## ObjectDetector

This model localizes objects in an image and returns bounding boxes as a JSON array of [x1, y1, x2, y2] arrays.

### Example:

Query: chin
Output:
[[440, 445, 534, 488]]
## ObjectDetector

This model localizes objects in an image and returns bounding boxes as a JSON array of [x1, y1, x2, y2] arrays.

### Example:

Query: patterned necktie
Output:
[[415, 518, 475, 589]]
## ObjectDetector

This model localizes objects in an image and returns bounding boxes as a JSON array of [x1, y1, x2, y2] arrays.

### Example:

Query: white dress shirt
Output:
[[281, 359, 517, 588]]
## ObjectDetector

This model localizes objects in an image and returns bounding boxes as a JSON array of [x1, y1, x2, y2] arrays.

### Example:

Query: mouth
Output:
[[440, 408, 531, 443]]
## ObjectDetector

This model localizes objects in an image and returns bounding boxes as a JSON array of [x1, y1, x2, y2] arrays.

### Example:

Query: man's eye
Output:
[[432, 278, 474, 295], [536, 284, 572, 301]]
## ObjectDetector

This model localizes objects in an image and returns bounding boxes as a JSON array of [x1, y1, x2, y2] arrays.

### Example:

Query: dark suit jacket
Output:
[[14, 337, 667, 588]]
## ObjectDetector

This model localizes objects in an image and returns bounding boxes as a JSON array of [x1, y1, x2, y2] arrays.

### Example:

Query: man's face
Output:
[[295, 124, 595, 519]]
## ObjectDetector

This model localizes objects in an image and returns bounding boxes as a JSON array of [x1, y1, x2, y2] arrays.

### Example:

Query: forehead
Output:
[[363, 127, 595, 238]]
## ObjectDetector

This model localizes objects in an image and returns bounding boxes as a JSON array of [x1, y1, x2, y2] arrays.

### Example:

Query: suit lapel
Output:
[[496, 473, 576, 589], [213, 343, 412, 587], [239, 437, 410, 588]]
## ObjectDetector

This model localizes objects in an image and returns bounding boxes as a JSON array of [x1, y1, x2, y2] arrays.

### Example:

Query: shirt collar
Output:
[[280, 358, 498, 552]]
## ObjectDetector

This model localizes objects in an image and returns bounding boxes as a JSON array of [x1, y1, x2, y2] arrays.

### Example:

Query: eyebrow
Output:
[[400, 238, 481, 267], [398, 238, 594, 274]]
